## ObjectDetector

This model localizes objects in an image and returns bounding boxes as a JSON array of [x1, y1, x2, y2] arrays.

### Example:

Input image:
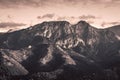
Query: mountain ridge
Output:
[[0, 20, 120, 80]]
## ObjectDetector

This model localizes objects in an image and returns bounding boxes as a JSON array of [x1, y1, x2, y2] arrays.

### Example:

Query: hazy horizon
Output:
[[0, 0, 120, 32]]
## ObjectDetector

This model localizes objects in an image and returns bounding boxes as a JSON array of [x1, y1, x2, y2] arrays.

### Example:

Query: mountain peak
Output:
[[77, 20, 89, 26], [75, 20, 91, 29]]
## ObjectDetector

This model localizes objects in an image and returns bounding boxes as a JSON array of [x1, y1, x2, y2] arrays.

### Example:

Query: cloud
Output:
[[37, 13, 55, 19], [0, 0, 120, 8], [56, 15, 97, 22], [0, 22, 26, 28], [56, 16, 95, 24], [0, 0, 44, 8], [91, 0, 120, 7], [101, 21, 120, 27], [56, 15, 98, 21], [87, 20, 94, 24], [91, 0, 120, 3], [79, 15, 98, 19], [57, 16, 67, 20], [57, 16, 79, 21]]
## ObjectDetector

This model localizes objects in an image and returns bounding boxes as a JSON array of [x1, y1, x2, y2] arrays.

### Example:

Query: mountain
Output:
[[109, 25, 120, 35], [0, 20, 120, 80], [109, 25, 120, 40]]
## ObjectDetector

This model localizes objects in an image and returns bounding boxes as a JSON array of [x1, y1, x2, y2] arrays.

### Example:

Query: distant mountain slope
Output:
[[109, 25, 120, 36]]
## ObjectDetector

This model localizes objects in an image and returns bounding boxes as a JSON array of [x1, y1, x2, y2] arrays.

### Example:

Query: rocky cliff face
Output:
[[0, 21, 120, 80]]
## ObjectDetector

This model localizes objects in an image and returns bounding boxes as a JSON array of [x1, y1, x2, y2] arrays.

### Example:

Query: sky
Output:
[[0, 0, 120, 32]]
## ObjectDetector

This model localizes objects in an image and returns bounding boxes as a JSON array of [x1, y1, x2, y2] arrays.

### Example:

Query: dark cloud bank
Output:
[[0, 22, 26, 28], [37, 14, 98, 20], [0, 0, 120, 8], [101, 21, 120, 27], [37, 13, 55, 19]]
